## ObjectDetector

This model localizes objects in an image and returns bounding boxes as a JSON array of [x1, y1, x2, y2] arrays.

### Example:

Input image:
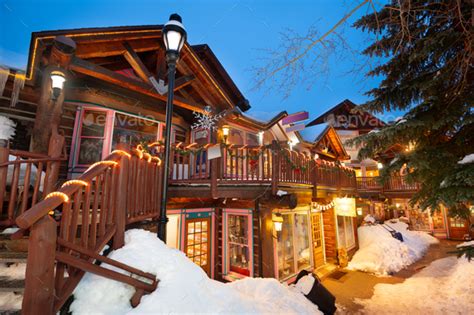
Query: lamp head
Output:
[[163, 13, 187, 61]]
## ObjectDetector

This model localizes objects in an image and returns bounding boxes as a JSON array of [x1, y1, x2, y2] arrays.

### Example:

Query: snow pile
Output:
[[458, 154, 474, 164], [0, 115, 15, 140], [356, 255, 474, 314], [71, 229, 321, 315], [348, 220, 438, 275], [363, 214, 376, 224], [0, 263, 25, 310]]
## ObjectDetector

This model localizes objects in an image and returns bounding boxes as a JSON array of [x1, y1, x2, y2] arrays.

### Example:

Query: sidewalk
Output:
[[321, 239, 461, 313]]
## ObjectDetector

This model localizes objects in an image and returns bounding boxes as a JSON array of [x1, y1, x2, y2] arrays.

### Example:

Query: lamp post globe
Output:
[[158, 14, 186, 242]]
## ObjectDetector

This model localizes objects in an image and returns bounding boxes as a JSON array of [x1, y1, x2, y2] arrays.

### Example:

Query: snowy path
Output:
[[323, 240, 462, 313]]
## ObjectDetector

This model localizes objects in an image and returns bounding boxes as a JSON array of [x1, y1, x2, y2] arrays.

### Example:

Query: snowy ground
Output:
[[348, 219, 439, 275], [0, 263, 25, 311], [355, 255, 474, 314], [71, 229, 321, 315]]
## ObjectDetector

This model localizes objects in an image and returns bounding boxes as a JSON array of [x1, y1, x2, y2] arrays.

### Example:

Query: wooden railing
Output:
[[16, 148, 160, 314], [0, 133, 66, 226], [165, 142, 356, 192], [357, 176, 419, 192]]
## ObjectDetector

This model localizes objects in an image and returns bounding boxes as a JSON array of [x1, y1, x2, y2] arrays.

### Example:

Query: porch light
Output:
[[273, 213, 284, 232], [50, 71, 66, 101], [314, 153, 319, 160], [222, 126, 230, 144], [258, 131, 264, 146], [288, 140, 297, 151], [163, 13, 187, 60], [377, 162, 383, 169]]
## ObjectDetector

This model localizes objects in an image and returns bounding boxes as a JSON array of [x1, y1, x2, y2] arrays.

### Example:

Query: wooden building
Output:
[[0, 25, 359, 313]]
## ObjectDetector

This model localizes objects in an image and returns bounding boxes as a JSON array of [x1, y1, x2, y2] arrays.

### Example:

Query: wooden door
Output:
[[311, 213, 325, 268], [184, 217, 211, 276], [449, 217, 469, 240]]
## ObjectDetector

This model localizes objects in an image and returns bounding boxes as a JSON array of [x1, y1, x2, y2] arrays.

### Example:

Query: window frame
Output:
[[222, 209, 254, 279], [273, 209, 313, 281]]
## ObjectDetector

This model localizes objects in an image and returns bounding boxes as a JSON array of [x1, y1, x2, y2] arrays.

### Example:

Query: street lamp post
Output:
[[158, 14, 187, 241]]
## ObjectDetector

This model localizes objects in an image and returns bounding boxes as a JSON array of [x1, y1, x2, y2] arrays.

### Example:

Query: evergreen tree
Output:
[[348, 1, 473, 218]]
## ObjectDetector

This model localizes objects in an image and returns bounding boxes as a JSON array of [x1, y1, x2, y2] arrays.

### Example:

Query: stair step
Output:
[[0, 252, 27, 263], [0, 277, 24, 293]]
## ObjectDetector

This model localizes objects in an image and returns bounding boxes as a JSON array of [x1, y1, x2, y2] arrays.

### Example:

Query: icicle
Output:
[[0, 67, 9, 97], [10, 72, 25, 107]]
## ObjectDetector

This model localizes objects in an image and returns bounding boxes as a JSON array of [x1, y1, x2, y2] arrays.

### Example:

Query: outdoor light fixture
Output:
[[377, 162, 383, 169], [258, 131, 264, 146], [273, 213, 284, 232], [357, 207, 363, 216], [314, 153, 319, 160], [162, 13, 187, 62], [222, 125, 230, 144], [50, 71, 66, 101], [158, 13, 187, 242]]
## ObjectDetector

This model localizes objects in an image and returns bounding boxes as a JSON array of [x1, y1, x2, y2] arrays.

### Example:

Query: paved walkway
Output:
[[321, 239, 461, 314]]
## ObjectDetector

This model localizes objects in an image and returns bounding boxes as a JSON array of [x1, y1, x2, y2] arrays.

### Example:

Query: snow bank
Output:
[[348, 220, 438, 275], [71, 229, 321, 315], [458, 154, 474, 164], [0, 263, 26, 310], [355, 255, 474, 314]]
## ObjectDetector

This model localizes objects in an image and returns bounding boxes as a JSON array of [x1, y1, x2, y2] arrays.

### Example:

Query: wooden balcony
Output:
[[165, 142, 357, 197], [356, 176, 419, 196]]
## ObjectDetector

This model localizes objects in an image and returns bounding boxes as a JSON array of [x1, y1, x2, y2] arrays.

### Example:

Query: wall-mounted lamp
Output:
[[273, 213, 283, 232], [258, 131, 264, 146], [314, 153, 319, 160], [356, 207, 363, 216], [377, 162, 383, 169], [222, 125, 230, 144], [50, 71, 66, 101]]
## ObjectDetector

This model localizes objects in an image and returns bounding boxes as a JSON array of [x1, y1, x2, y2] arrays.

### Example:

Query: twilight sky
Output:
[[0, 0, 400, 122]]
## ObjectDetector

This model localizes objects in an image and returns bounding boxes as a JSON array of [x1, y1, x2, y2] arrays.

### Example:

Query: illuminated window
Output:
[[225, 213, 252, 276]]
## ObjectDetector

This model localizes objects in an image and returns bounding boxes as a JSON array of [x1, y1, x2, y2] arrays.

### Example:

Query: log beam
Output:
[[122, 41, 154, 84], [69, 57, 205, 113]]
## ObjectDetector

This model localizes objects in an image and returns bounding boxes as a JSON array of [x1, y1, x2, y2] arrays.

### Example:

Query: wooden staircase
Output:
[[0, 146, 164, 314]]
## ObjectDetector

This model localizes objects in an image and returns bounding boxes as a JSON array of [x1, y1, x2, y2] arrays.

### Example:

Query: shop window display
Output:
[[228, 215, 250, 276]]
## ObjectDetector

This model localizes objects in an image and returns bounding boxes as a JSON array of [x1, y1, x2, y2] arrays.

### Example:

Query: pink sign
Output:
[[282, 111, 309, 125]]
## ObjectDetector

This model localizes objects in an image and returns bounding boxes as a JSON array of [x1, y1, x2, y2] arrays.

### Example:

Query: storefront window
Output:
[[337, 216, 355, 250], [276, 211, 311, 280], [228, 215, 250, 276], [112, 113, 159, 150], [77, 110, 107, 165]]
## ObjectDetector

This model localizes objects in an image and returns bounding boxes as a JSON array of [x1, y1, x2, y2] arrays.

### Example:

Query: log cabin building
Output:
[[0, 25, 361, 312], [1, 24, 468, 313]]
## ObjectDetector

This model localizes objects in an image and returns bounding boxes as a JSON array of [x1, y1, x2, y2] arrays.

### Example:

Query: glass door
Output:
[[184, 217, 211, 276], [311, 213, 325, 268]]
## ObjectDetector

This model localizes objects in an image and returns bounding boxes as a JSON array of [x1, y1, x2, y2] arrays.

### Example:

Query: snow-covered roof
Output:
[[298, 123, 330, 143]]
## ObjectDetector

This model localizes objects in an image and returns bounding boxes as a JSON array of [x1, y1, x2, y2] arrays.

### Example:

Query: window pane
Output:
[[246, 133, 259, 146], [337, 216, 346, 248], [228, 215, 250, 276], [345, 217, 355, 249], [294, 213, 311, 270], [277, 214, 294, 279], [229, 129, 244, 145], [112, 113, 158, 149], [82, 110, 106, 137], [78, 138, 103, 165]]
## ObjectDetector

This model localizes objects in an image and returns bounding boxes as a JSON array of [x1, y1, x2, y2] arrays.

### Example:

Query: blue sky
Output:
[[0, 0, 400, 122]]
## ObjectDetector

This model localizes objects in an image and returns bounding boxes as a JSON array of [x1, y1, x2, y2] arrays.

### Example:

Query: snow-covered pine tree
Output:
[[348, 1, 473, 219]]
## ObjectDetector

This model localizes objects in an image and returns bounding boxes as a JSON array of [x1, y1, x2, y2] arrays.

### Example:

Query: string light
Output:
[[61, 180, 89, 188], [111, 150, 131, 158], [45, 192, 69, 203], [143, 152, 152, 163], [151, 156, 162, 165]]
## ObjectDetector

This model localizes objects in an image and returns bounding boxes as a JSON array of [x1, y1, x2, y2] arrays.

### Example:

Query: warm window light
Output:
[[377, 162, 383, 169], [273, 213, 284, 232], [396, 203, 401, 208], [258, 131, 264, 146], [50, 71, 66, 101]]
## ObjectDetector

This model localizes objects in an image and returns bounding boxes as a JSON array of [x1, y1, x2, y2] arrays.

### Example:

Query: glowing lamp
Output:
[[50, 71, 66, 101], [314, 153, 319, 160], [222, 126, 230, 144], [163, 13, 187, 60], [258, 131, 264, 145], [273, 213, 283, 232], [377, 162, 383, 169]]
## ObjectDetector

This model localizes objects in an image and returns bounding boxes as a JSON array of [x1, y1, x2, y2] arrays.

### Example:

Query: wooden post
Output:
[[312, 159, 318, 198], [31, 36, 76, 154], [0, 140, 8, 210], [271, 141, 279, 195], [43, 130, 65, 195], [210, 157, 218, 199], [22, 216, 57, 315], [113, 154, 129, 249]]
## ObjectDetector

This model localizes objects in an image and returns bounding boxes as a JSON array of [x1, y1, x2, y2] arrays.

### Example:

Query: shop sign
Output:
[[334, 197, 356, 217]]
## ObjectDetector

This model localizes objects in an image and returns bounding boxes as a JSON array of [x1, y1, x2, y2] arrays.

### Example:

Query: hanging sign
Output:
[[311, 201, 334, 212], [285, 123, 306, 133], [334, 197, 356, 217], [282, 111, 309, 125], [207, 144, 222, 160]]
